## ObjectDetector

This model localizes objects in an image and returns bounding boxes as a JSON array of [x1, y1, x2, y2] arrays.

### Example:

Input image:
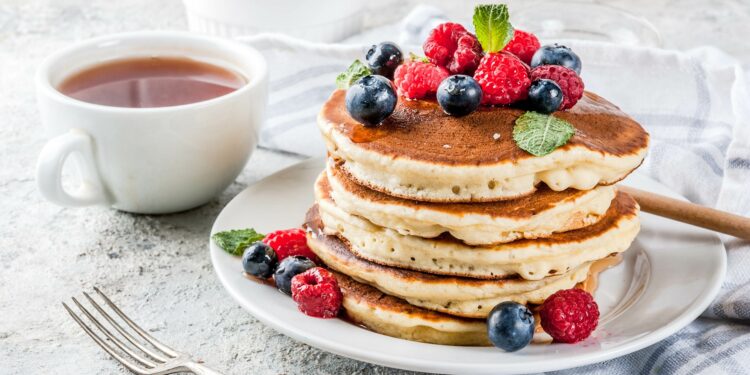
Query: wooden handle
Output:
[[618, 185, 750, 240]]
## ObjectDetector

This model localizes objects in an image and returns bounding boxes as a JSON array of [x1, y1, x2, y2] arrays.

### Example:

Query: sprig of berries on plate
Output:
[[337, 3, 586, 157], [213, 227, 342, 319]]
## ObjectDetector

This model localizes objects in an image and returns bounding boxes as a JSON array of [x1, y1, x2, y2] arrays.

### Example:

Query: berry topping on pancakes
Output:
[[423, 22, 484, 75]]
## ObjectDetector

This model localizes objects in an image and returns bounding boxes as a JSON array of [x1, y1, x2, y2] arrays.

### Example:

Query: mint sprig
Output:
[[336, 60, 372, 89], [472, 4, 514, 53], [409, 52, 429, 63], [212, 228, 265, 256], [513, 112, 575, 157]]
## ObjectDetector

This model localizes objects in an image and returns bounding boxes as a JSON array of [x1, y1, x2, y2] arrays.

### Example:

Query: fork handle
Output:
[[183, 362, 224, 375]]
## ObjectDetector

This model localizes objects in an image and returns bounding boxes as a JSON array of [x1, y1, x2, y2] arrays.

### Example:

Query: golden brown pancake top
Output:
[[320, 90, 649, 165], [327, 160, 600, 218]]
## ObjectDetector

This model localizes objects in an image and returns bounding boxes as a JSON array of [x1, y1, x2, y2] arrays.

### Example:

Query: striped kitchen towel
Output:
[[239, 5, 750, 374]]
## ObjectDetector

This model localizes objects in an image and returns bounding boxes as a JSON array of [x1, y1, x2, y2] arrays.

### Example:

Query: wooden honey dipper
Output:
[[618, 185, 750, 240]]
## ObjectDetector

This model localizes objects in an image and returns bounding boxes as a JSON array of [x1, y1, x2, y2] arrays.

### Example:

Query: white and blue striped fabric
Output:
[[240, 6, 750, 374]]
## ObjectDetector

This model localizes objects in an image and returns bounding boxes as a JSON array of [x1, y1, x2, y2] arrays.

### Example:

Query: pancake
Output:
[[318, 90, 649, 202], [335, 270, 494, 346], [326, 159, 615, 245], [335, 270, 556, 346], [304, 216, 593, 318], [315, 172, 640, 280], [336, 254, 620, 346]]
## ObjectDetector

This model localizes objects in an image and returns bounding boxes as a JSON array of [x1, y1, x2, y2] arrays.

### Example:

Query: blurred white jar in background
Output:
[[183, 0, 366, 42]]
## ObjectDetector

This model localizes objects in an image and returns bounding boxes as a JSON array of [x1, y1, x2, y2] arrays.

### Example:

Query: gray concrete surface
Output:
[[1, 1, 749, 374]]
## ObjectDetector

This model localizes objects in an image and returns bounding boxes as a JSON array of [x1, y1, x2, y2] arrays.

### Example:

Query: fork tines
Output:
[[63, 287, 183, 374]]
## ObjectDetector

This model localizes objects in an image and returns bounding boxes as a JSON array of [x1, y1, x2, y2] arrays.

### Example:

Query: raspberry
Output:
[[291, 267, 342, 319], [473, 52, 531, 105], [263, 228, 320, 264], [503, 29, 540, 65], [393, 60, 449, 99], [530, 65, 584, 110], [423, 22, 483, 74], [539, 288, 599, 343]]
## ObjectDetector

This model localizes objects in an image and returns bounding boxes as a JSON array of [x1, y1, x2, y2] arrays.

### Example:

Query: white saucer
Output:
[[209, 158, 725, 374]]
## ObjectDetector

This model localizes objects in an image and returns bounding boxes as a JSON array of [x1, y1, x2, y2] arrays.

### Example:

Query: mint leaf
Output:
[[472, 4, 514, 53], [212, 228, 265, 256], [409, 52, 429, 63], [336, 60, 372, 89], [513, 112, 575, 156]]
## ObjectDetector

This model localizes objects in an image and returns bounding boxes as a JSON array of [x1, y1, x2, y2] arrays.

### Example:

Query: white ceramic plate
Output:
[[210, 158, 726, 374]]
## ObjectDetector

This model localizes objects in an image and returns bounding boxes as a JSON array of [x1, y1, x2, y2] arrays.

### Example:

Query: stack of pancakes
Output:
[[304, 90, 649, 346]]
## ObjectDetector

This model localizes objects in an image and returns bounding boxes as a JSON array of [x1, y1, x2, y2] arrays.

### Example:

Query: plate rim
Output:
[[209, 157, 726, 374]]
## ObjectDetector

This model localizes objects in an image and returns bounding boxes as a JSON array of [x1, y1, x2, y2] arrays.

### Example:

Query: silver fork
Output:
[[63, 287, 223, 375]]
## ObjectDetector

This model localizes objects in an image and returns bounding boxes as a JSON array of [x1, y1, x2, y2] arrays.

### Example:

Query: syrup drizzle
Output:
[[579, 253, 623, 294], [243, 272, 275, 287], [337, 123, 389, 143]]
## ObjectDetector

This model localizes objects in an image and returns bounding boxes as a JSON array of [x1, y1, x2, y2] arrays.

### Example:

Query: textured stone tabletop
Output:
[[1, 1, 749, 374]]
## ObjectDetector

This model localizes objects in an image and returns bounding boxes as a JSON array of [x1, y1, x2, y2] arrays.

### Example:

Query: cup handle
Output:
[[36, 129, 110, 207]]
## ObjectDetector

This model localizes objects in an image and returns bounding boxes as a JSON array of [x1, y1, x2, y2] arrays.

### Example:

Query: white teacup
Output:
[[35, 31, 268, 214]]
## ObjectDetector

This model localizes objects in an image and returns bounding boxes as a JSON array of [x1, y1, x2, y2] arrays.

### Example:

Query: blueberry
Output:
[[487, 301, 535, 352], [527, 79, 563, 114], [530, 44, 582, 74], [241, 242, 277, 278], [436, 75, 482, 117], [345, 75, 397, 127], [365, 42, 403, 79], [274, 256, 316, 295]]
